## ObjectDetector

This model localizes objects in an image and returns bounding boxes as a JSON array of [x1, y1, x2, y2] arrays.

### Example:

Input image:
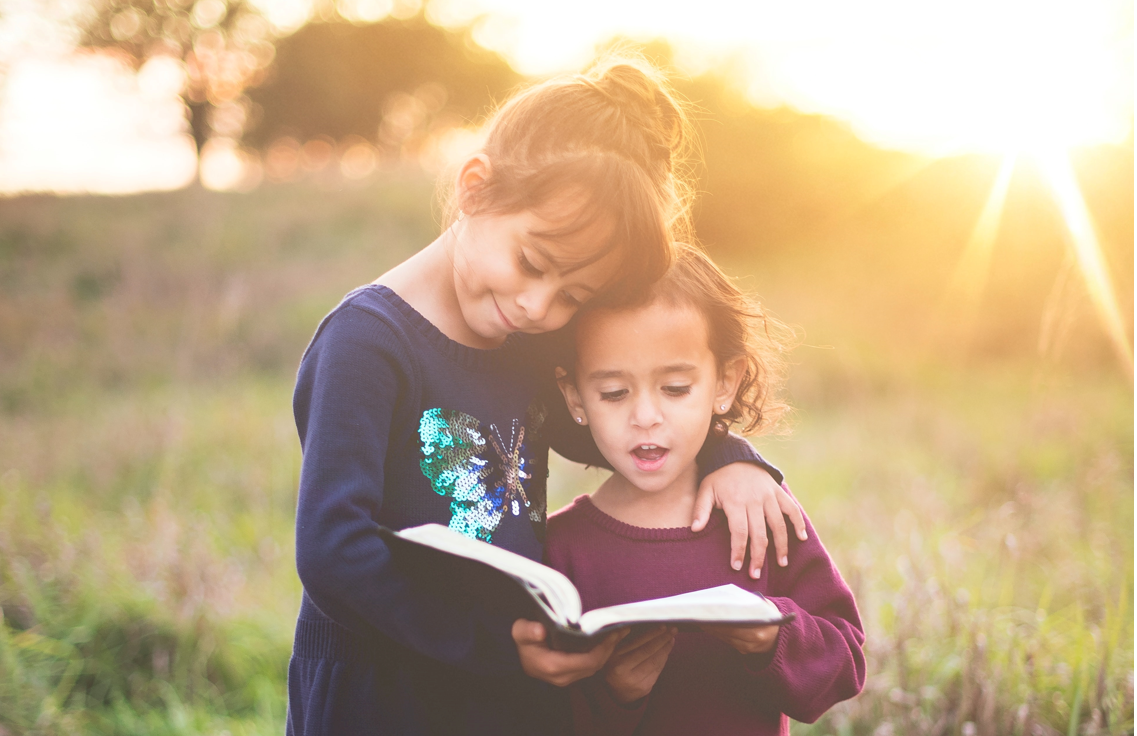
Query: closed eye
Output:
[[599, 389, 628, 402], [560, 291, 582, 308], [518, 251, 543, 276], [662, 385, 691, 397]]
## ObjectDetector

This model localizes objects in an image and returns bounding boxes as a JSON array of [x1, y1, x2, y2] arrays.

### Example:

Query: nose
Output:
[[629, 392, 663, 430], [516, 284, 558, 327]]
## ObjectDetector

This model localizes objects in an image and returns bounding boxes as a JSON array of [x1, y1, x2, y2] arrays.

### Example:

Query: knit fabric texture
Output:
[[545, 491, 866, 736]]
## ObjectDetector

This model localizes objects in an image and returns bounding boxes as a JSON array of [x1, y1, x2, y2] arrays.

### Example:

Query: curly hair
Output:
[[571, 244, 793, 437]]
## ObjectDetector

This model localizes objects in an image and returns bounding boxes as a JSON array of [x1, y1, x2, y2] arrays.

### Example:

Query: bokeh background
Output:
[[0, 1, 1132, 734]]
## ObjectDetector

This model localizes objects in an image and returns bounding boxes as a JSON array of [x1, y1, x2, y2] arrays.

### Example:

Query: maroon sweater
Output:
[[545, 491, 865, 736]]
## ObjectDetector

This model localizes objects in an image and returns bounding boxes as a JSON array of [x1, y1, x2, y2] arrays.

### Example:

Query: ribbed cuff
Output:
[[293, 616, 380, 662]]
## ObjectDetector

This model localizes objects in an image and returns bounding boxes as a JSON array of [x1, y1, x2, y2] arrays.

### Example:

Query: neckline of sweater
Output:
[[362, 284, 527, 371], [570, 493, 726, 542]]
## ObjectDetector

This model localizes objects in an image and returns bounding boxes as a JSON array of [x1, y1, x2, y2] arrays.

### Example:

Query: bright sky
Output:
[[426, 0, 1134, 155], [0, 0, 1131, 193]]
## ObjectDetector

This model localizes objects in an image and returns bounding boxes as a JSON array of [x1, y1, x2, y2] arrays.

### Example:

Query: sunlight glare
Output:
[[428, 0, 1133, 156], [941, 155, 1017, 344], [1035, 149, 1133, 375], [0, 55, 197, 194]]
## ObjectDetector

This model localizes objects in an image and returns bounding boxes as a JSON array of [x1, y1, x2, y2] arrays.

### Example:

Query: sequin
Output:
[[418, 403, 548, 543]]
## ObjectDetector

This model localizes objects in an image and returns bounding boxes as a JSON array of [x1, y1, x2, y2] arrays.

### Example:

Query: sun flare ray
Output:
[[1035, 149, 1133, 376], [941, 155, 1017, 345]]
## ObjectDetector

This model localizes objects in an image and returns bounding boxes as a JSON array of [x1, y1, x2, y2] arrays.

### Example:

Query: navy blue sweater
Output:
[[287, 285, 782, 736]]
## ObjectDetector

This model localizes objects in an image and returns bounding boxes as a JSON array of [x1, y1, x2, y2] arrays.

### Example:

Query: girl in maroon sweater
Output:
[[547, 245, 866, 735]]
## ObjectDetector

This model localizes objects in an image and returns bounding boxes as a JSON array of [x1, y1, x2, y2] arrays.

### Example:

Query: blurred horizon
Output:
[[0, 0, 1132, 196]]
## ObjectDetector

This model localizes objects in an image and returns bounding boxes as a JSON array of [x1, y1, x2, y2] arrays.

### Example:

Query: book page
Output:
[[577, 584, 783, 635], [395, 524, 583, 626]]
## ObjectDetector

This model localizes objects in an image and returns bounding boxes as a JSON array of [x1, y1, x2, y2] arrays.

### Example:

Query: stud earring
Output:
[[457, 210, 465, 221], [720, 404, 727, 411], [575, 416, 583, 423]]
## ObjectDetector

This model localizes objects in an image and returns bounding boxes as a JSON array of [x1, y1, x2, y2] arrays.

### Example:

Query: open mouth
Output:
[[631, 444, 669, 471]]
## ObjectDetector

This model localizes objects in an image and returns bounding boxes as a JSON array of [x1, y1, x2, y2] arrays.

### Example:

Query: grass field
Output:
[[0, 179, 1131, 735]]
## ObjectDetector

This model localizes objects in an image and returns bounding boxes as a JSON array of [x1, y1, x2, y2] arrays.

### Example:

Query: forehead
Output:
[[575, 302, 712, 371]]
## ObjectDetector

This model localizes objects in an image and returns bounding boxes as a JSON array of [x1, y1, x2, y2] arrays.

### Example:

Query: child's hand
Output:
[[512, 619, 626, 687], [700, 623, 780, 655], [693, 469, 807, 579], [603, 626, 676, 703]]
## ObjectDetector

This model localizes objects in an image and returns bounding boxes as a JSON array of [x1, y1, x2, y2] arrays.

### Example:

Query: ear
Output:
[[555, 366, 589, 426], [454, 154, 492, 214], [714, 357, 746, 416]]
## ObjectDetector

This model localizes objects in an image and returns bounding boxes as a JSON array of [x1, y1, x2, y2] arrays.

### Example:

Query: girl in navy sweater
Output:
[[287, 57, 808, 735], [548, 245, 865, 735]]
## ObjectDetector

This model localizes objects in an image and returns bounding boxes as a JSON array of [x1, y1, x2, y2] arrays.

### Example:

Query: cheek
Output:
[[541, 303, 580, 331], [673, 396, 716, 435], [590, 419, 627, 457], [582, 401, 623, 438]]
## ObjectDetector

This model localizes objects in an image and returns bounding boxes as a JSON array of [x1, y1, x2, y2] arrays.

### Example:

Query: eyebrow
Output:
[[586, 364, 698, 381], [659, 363, 698, 374], [587, 369, 627, 380]]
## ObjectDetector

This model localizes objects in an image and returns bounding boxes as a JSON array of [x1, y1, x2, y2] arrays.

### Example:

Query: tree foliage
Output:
[[80, 0, 276, 153], [242, 17, 520, 149]]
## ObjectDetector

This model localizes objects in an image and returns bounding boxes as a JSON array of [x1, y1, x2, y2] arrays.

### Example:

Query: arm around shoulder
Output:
[[697, 431, 784, 484]]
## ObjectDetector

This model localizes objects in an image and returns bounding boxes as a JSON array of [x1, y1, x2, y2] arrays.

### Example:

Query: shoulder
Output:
[[293, 286, 426, 414], [547, 494, 593, 528], [302, 286, 419, 367], [544, 496, 595, 555]]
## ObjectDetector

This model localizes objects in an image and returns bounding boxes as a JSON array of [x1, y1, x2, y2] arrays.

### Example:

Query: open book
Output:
[[379, 523, 794, 652]]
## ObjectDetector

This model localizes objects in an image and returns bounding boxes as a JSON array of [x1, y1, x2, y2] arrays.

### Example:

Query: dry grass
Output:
[[0, 180, 1131, 734]]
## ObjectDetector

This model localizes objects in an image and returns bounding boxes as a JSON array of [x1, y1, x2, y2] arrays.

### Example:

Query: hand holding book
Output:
[[701, 622, 781, 654], [603, 625, 677, 703], [511, 619, 628, 687]]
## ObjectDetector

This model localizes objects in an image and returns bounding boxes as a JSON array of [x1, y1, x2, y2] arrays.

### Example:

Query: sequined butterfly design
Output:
[[418, 403, 547, 543]]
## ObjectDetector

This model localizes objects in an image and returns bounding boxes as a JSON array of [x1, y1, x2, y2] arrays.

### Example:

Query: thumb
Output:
[[511, 619, 547, 645]]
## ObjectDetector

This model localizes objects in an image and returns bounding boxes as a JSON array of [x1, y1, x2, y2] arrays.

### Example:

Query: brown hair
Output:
[[447, 54, 696, 303], [567, 244, 793, 437]]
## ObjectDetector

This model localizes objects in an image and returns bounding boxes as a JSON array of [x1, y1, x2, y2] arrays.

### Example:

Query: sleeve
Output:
[[292, 306, 521, 676], [737, 486, 866, 723], [568, 677, 650, 736], [696, 432, 784, 485], [531, 331, 784, 484]]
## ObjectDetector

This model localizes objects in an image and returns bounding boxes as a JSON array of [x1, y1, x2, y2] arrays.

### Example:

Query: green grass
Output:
[[0, 180, 1131, 735]]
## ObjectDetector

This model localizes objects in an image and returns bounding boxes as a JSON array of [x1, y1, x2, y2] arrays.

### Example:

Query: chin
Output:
[[627, 473, 679, 494]]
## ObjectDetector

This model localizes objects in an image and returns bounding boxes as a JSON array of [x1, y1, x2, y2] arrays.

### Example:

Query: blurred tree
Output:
[[242, 17, 520, 151], [79, 0, 276, 156], [683, 74, 922, 256]]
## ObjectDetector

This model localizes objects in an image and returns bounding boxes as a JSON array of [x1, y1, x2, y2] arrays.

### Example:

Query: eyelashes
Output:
[[517, 251, 543, 276], [598, 386, 692, 402], [518, 250, 583, 307]]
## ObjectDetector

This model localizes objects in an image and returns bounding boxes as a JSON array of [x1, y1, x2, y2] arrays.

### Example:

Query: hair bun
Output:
[[584, 57, 689, 173]]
